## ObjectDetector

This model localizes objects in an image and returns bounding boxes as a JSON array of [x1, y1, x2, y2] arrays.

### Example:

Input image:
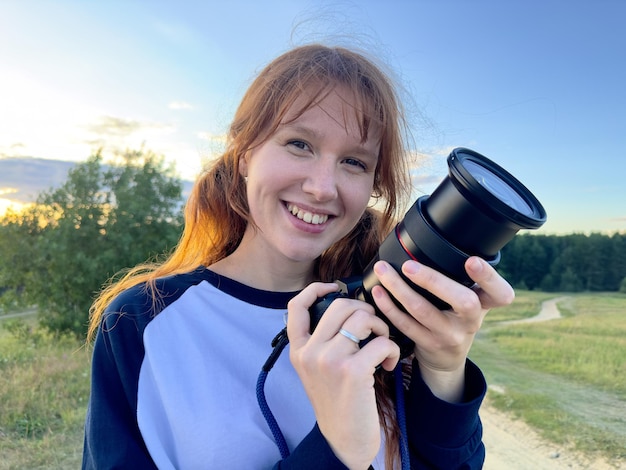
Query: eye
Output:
[[342, 157, 368, 172], [287, 140, 311, 152]]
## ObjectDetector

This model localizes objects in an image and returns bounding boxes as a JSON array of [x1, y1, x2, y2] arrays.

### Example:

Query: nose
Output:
[[302, 157, 338, 202]]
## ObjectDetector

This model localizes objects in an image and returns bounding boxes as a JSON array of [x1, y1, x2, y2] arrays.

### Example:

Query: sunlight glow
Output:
[[0, 198, 27, 217]]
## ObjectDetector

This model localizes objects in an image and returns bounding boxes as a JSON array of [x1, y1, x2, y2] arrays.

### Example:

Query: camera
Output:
[[309, 147, 547, 358]]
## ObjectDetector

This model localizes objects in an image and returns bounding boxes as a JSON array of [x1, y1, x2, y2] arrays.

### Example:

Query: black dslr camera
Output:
[[309, 148, 547, 358]]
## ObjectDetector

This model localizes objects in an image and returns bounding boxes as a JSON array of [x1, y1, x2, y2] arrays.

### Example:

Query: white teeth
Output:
[[287, 204, 329, 225]]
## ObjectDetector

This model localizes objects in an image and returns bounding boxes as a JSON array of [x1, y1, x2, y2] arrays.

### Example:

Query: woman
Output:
[[82, 44, 513, 469]]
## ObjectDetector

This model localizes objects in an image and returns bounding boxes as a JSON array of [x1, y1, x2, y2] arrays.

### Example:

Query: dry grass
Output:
[[0, 316, 90, 469]]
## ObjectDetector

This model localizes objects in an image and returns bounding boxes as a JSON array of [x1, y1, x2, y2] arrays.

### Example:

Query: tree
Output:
[[0, 149, 184, 337], [513, 235, 549, 290], [498, 232, 626, 293]]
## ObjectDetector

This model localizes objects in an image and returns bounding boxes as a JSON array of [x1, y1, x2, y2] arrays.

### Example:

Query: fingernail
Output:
[[372, 285, 384, 299], [374, 260, 388, 274], [403, 260, 420, 274], [468, 257, 483, 273]]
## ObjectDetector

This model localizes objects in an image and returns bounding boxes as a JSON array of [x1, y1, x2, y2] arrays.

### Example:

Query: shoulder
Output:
[[101, 267, 217, 335]]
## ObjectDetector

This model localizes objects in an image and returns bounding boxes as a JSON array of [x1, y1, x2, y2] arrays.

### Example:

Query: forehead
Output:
[[281, 85, 383, 146]]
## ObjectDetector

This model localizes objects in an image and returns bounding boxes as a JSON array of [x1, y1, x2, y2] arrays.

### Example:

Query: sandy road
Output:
[[0, 308, 37, 321], [481, 402, 618, 469]]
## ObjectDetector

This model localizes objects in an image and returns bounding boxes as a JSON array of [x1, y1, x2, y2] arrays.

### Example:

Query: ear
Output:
[[239, 153, 249, 178]]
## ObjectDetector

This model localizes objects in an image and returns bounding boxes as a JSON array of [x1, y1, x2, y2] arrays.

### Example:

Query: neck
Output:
[[209, 245, 316, 292]]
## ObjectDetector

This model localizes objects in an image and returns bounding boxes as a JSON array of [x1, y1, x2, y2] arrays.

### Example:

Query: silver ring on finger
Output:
[[338, 328, 360, 346]]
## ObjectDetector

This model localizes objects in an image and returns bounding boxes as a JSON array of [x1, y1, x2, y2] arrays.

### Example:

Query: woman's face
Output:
[[239, 87, 380, 268]]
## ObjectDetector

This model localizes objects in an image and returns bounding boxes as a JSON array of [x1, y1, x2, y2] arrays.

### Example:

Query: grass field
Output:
[[0, 314, 89, 469], [471, 291, 626, 466], [1, 292, 625, 468]]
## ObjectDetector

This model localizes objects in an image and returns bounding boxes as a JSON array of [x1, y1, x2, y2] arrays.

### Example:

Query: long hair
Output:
[[88, 44, 413, 468]]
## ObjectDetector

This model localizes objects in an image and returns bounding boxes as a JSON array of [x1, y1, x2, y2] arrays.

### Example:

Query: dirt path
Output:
[[479, 297, 624, 469], [481, 402, 618, 469], [498, 296, 566, 326], [0, 307, 37, 321]]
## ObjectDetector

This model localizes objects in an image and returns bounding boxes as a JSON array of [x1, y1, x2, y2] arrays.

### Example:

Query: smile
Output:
[[286, 203, 329, 225]]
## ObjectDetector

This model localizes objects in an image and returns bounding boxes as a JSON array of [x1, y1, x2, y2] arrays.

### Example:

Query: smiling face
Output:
[[237, 87, 380, 274]]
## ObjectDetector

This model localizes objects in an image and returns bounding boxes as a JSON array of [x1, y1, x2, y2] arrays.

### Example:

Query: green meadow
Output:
[[0, 315, 89, 469], [1, 291, 625, 468], [471, 291, 626, 465]]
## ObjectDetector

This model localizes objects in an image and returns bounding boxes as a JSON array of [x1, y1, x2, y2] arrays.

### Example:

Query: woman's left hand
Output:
[[371, 256, 514, 402]]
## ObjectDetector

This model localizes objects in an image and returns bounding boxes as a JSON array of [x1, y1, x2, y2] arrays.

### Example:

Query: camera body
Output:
[[309, 148, 547, 358]]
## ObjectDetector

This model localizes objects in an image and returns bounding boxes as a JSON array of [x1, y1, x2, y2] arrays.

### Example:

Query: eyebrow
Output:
[[280, 123, 320, 140]]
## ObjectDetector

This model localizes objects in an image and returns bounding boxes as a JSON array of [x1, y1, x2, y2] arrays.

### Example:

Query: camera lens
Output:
[[361, 147, 546, 312], [423, 148, 546, 258], [462, 160, 534, 216], [356, 147, 546, 357]]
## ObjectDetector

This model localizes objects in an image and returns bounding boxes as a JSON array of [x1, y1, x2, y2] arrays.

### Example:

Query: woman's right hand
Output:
[[287, 282, 400, 469]]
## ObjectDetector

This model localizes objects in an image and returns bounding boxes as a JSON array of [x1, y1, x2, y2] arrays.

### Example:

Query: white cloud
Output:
[[197, 132, 226, 142], [0, 188, 19, 197], [169, 101, 194, 110], [196, 132, 227, 160], [85, 115, 175, 138], [0, 69, 102, 162], [79, 115, 206, 180]]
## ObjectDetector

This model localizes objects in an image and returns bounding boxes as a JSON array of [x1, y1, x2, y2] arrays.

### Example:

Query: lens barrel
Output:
[[361, 147, 546, 323], [426, 148, 546, 258]]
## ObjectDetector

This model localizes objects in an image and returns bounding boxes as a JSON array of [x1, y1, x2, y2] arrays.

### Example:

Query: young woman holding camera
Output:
[[82, 44, 513, 469]]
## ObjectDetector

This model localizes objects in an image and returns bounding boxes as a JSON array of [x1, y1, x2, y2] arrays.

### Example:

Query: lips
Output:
[[286, 203, 329, 225]]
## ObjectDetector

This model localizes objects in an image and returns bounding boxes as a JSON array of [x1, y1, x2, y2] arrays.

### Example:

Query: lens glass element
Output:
[[464, 160, 533, 216]]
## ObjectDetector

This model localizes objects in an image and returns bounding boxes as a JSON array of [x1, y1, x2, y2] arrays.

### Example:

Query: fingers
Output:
[[333, 309, 400, 371], [371, 257, 516, 395], [287, 282, 339, 349], [370, 257, 516, 351], [373, 257, 513, 316], [330, 307, 387, 345], [287, 282, 400, 372], [465, 257, 515, 309], [311, 300, 376, 343], [400, 260, 480, 314]]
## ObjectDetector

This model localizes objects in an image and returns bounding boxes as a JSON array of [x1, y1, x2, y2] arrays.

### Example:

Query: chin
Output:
[[281, 245, 325, 264]]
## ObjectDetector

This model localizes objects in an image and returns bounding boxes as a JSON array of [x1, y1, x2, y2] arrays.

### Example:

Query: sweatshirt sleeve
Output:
[[272, 423, 350, 470], [406, 358, 487, 469], [82, 289, 158, 470]]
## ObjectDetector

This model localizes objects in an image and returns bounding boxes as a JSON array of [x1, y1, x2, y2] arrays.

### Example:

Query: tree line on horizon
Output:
[[0, 149, 624, 338], [498, 231, 626, 293]]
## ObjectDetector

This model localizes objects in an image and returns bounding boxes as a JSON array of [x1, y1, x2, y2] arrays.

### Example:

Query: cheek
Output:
[[343, 180, 375, 217], [244, 166, 285, 216]]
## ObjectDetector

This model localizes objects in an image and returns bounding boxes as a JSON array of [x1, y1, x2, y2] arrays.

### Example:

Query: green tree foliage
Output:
[[499, 232, 626, 293], [0, 149, 183, 337]]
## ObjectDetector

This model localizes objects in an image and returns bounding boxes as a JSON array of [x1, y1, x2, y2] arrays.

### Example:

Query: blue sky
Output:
[[1, 0, 625, 235]]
